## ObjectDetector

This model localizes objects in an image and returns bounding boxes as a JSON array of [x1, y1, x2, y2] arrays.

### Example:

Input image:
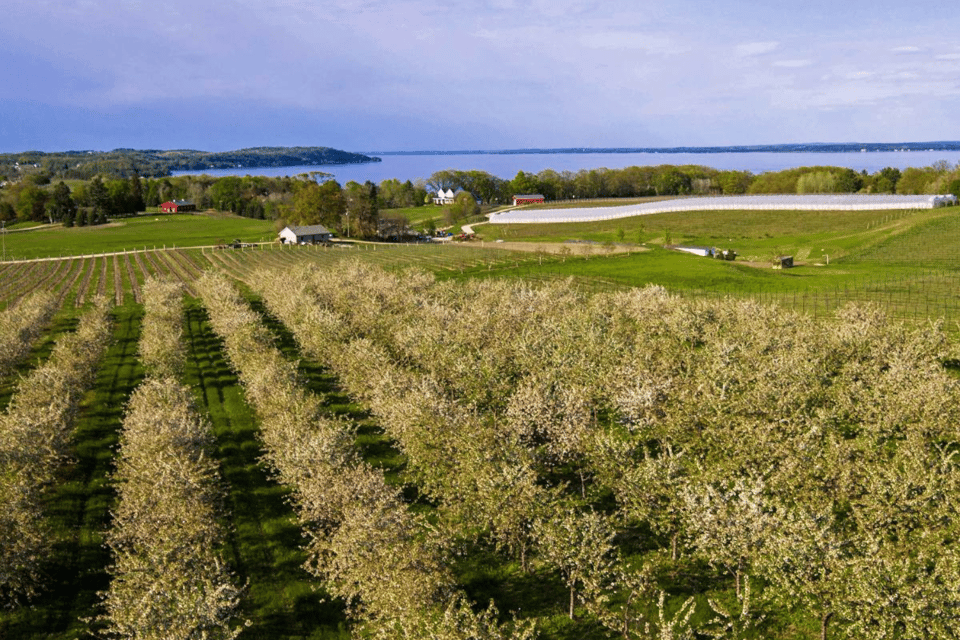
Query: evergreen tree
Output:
[[89, 176, 109, 220], [49, 181, 77, 223], [129, 173, 145, 212]]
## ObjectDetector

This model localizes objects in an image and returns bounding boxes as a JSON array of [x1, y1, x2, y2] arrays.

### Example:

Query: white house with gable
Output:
[[433, 188, 480, 205], [433, 188, 456, 205], [279, 224, 333, 244]]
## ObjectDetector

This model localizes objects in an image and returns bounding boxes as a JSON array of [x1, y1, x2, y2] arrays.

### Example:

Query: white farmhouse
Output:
[[433, 188, 456, 205], [433, 188, 480, 205], [279, 224, 333, 244]]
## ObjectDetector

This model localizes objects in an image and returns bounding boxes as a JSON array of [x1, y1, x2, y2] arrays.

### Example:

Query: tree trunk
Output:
[[623, 591, 635, 639], [821, 611, 832, 640], [570, 584, 575, 620], [735, 557, 743, 598]]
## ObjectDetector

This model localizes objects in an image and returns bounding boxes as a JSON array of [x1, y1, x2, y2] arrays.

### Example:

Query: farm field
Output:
[[3, 202, 960, 638], [0, 213, 274, 261], [4, 262, 959, 639], [4, 203, 960, 324]]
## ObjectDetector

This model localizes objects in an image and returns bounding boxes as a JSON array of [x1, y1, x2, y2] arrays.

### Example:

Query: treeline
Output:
[[0, 173, 375, 234], [0, 174, 149, 227], [0, 147, 379, 181], [4, 161, 960, 237], [429, 162, 960, 202], [0, 172, 411, 239]]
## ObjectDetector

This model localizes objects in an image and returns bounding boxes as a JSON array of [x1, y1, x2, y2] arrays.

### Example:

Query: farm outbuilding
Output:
[[279, 224, 333, 244], [159, 200, 197, 213], [675, 245, 715, 257], [512, 194, 545, 206]]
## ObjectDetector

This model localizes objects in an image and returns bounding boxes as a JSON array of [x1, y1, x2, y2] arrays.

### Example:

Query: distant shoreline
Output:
[[365, 141, 960, 156]]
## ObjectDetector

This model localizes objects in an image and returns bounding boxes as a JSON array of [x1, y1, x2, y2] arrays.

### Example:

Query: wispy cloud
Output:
[[735, 41, 779, 57], [773, 59, 813, 68], [579, 32, 688, 55], [3, 0, 960, 150]]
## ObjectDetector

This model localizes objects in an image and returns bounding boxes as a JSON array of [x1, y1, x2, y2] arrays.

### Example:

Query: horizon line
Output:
[[360, 141, 960, 156]]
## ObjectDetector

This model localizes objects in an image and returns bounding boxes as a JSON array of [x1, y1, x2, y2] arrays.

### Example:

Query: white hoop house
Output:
[[489, 194, 959, 224]]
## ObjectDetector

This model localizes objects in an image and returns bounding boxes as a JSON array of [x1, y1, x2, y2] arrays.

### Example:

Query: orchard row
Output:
[[2, 261, 960, 639]]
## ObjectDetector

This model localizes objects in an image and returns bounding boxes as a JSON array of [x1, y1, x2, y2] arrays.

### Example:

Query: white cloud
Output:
[[579, 32, 687, 55], [891, 45, 921, 53], [773, 59, 813, 68], [735, 41, 778, 57], [936, 53, 960, 60]]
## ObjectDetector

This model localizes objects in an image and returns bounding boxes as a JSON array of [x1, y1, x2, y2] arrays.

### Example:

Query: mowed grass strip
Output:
[[182, 300, 349, 639], [0, 306, 141, 639]]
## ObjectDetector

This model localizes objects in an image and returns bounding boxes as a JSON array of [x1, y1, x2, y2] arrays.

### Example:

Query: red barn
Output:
[[512, 194, 545, 206], [159, 199, 197, 213]]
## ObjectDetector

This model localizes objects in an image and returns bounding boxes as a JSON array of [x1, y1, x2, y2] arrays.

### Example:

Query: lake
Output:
[[173, 150, 960, 185]]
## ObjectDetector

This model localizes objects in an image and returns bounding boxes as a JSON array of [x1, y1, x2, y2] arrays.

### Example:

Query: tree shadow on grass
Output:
[[183, 301, 350, 639], [453, 541, 611, 640], [248, 299, 408, 481], [0, 307, 142, 639], [0, 314, 78, 412]]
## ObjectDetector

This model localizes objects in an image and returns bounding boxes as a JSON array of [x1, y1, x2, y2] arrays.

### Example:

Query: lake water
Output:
[[173, 150, 960, 185]]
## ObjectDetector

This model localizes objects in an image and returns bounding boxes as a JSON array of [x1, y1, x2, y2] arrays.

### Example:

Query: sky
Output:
[[1, 0, 959, 153]]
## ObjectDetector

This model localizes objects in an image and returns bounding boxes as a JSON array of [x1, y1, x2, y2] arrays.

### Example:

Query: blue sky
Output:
[[1, 0, 958, 152]]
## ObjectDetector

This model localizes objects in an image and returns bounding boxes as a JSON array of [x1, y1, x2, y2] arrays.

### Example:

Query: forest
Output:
[[0, 147, 379, 181]]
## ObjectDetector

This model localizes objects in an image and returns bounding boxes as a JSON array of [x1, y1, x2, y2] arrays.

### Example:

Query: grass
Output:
[[456, 205, 960, 325], [4, 200, 960, 326], [0, 213, 274, 261], [381, 205, 441, 227], [476, 206, 932, 259], [382, 204, 504, 231], [0, 300, 354, 639], [182, 300, 349, 639], [0, 306, 142, 639]]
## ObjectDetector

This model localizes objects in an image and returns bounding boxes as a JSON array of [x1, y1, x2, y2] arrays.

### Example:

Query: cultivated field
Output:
[[3, 205, 960, 638]]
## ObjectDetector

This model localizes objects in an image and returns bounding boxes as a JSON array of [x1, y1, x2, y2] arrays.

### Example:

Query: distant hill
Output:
[[0, 146, 381, 180]]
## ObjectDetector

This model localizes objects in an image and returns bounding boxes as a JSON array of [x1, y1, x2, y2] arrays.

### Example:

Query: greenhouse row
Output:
[[490, 194, 959, 224]]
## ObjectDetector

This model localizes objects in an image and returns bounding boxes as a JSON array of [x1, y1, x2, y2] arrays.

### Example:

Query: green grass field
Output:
[[380, 205, 442, 227], [0, 213, 274, 261]]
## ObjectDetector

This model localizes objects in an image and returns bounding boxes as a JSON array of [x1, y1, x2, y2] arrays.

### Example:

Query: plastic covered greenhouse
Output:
[[489, 194, 959, 224]]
